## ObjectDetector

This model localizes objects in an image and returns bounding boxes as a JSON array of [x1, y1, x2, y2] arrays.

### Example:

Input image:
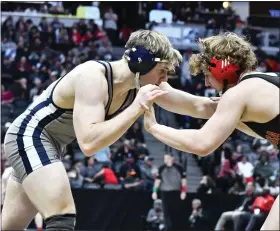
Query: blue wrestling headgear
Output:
[[125, 46, 165, 89]]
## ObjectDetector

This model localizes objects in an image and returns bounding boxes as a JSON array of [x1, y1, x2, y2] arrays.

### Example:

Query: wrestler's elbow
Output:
[[78, 134, 101, 157], [181, 140, 212, 157], [80, 142, 102, 157]]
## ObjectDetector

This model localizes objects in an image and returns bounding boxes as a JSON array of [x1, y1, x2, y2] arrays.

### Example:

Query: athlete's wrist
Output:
[[131, 101, 146, 114], [148, 123, 160, 134]]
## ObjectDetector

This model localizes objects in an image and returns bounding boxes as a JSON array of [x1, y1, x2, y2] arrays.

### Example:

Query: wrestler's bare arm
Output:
[[147, 87, 246, 156], [236, 122, 264, 139], [156, 82, 218, 119], [73, 67, 143, 156]]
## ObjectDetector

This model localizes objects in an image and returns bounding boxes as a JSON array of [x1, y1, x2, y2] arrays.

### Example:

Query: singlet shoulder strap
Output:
[[240, 73, 280, 88], [95, 60, 114, 115]]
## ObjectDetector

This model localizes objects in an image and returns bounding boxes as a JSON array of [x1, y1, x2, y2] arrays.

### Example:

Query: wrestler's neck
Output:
[[239, 70, 264, 81], [109, 59, 136, 96], [223, 70, 265, 93]]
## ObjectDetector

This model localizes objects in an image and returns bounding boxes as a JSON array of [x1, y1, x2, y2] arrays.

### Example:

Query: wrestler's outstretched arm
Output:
[[156, 82, 218, 119], [73, 64, 167, 156], [145, 87, 246, 156]]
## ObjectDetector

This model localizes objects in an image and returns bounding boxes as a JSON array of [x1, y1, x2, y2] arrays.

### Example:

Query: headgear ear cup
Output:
[[209, 57, 241, 84], [126, 46, 163, 89], [127, 46, 158, 75]]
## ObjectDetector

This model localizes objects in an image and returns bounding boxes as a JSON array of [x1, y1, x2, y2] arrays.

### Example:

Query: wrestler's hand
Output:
[[210, 97, 220, 102], [133, 84, 168, 112], [144, 106, 157, 133]]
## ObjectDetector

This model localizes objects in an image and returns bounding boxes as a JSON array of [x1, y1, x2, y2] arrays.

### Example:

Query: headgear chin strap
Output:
[[126, 46, 164, 89], [135, 72, 141, 89]]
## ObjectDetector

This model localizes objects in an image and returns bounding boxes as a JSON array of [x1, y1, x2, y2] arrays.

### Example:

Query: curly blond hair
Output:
[[189, 32, 257, 76], [124, 29, 182, 71]]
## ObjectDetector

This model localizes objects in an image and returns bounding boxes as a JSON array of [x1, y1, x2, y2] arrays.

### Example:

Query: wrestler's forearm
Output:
[[149, 124, 209, 156], [156, 84, 217, 119], [82, 104, 142, 156]]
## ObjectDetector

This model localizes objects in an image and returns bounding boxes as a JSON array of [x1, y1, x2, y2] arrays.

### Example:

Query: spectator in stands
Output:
[[1, 84, 14, 104], [81, 156, 102, 183], [126, 121, 145, 144], [197, 175, 216, 194], [228, 177, 246, 195], [119, 153, 143, 190], [119, 24, 133, 45], [216, 147, 238, 193], [238, 190, 275, 231], [90, 163, 119, 186], [96, 38, 113, 58], [152, 153, 187, 231], [140, 156, 158, 191], [94, 146, 111, 163], [146, 199, 165, 231], [237, 156, 254, 183], [77, 19, 87, 37], [188, 199, 208, 230], [133, 141, 150, 161], [51, 16, 61, 31], [254, 151, 274, 179], [68, 161, 84, 189], [15, 56, 32, 80], [215, 182, 256, 231], [103, 7, 118, 45], [115, 139, 136, 160], [29, 77, 44, 102], [38, 17, 48, 33]]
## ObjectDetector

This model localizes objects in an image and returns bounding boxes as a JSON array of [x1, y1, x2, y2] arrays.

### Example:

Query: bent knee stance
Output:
[[45, 213, 76, 231]]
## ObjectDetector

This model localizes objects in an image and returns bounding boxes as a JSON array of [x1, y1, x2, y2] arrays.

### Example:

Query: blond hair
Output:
[[124, 29, 182, 71], [189, 32, 257, 76]]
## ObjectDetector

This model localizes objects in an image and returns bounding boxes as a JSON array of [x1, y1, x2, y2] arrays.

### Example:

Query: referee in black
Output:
[[152, 153, 187, 231]]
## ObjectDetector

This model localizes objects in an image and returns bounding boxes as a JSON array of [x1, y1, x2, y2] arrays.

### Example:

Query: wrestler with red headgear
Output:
[[144, 32, 280, 230]]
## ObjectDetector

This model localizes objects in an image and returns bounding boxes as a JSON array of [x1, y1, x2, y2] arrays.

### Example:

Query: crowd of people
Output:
[[1, 2, 279, 231]]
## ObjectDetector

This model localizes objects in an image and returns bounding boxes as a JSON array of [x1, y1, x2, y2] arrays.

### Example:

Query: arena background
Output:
[[1, 1, 279, 230]]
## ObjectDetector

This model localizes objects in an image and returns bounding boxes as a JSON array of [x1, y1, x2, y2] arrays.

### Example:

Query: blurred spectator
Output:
[[119, 24, 133, 45], [188, 199, 208, 230], [1, 85, 14, 104], [90, 163, 118, 185], [197, 175, 216, 194], [238, 191, 275, 231], [68, 161, 84, 189], [103, 7, 118, 45], [38, 17, 48, 33], [237, 156, 254, 183], [146, 199, 165, 231], [140, 156, 158, 191], [126, 121, 145, 144], [254, 151, 274, 179], [215, 182, 256, 231], [29, 77, 44, 102], [228, 177, 246, 195], [81, 156, 102, 183], [15, 56, 32, 79], [119, 153, 143, 190], [216, 147, 238, 193], [94, 146, 111, 163], [134, 141, 150, 161]]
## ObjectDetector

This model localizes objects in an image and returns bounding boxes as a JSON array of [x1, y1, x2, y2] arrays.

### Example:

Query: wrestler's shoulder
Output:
[[74, 60, 105, 74]]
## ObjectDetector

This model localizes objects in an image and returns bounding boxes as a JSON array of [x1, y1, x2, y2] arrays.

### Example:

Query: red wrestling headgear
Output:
[[208, 57, 241, 84]]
